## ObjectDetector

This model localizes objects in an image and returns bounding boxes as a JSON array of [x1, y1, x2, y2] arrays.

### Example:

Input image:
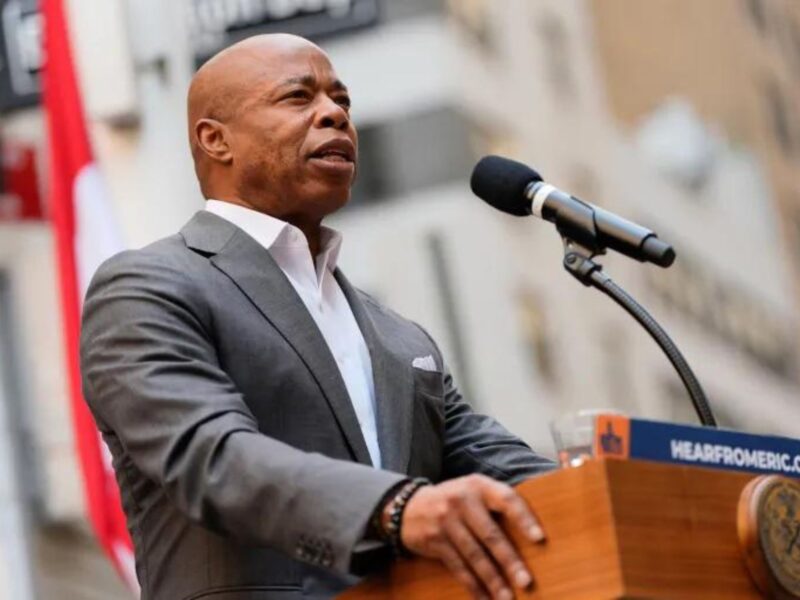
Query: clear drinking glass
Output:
[[550, 409, 624, 468]]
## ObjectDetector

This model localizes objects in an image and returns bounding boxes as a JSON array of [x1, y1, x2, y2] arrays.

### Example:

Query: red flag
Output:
[[42, 0, 137, 591]]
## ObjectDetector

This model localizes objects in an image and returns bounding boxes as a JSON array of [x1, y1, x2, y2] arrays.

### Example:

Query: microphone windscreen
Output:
[[470, 155, 542, 216]]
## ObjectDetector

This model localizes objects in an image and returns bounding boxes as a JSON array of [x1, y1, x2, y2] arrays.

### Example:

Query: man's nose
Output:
[[316, 97, 349, 130]]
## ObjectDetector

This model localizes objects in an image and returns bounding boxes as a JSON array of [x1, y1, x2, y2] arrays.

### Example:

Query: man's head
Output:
[[187, 34, 357, 225]]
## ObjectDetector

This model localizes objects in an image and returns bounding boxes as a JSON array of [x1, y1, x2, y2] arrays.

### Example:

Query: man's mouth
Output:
[[309, 139, 356, 165], [311, 149, 352, 163]]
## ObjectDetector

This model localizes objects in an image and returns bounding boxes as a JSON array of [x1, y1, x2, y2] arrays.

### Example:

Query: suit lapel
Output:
[[335, 270, 414, 474], [181, 211, 373, 466]]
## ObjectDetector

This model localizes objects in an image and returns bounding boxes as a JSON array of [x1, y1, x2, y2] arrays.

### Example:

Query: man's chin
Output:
[[323, 192, 351, 215], [301, 174, 354, 213], [301, 185, 351, 218]]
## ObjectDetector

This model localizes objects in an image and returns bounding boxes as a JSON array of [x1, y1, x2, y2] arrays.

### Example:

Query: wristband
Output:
[[381, 477, 430, 557]]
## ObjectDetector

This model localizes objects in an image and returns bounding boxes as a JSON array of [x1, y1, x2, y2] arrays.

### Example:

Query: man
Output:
[[80, 34, 554, 600]]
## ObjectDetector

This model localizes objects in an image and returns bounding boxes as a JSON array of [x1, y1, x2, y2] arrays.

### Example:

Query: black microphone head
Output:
[[470, 155, 543, 216]]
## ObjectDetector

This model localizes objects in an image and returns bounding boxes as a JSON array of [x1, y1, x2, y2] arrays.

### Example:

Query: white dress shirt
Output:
[[205, 200, 382, 468]]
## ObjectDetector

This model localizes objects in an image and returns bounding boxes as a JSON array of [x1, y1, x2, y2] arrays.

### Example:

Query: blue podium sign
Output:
[[593, 414, 800, 478]]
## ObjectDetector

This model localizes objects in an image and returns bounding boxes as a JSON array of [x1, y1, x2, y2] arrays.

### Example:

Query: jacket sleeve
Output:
[[412, 326, 556, 485], [80, 251, 405, 574], [441, 365, 557, 484]]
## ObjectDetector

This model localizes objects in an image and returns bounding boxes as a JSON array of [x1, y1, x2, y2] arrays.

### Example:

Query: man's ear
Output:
[[195, 118, 233, 164]]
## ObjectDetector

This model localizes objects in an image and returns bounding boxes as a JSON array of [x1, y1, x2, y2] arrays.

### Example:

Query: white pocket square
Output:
[[412, 355, 437, 372]]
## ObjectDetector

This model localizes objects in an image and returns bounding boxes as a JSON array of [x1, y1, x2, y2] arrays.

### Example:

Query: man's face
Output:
[[226, 45, 357, 221]]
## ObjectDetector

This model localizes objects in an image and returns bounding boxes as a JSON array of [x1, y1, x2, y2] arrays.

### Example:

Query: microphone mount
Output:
[[561, 237, 718, 428]]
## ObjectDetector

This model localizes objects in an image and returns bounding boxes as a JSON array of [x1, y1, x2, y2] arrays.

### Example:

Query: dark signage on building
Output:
[[189, 0, 380, 67], [0, 0, 381, 111], [0, 0, 42, 112]]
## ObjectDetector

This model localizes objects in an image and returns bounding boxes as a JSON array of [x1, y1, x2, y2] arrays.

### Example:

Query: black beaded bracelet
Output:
[[382, 477, 430, 557]]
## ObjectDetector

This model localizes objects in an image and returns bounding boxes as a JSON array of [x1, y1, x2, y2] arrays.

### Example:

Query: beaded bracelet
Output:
[[382, 478, 430, 557]]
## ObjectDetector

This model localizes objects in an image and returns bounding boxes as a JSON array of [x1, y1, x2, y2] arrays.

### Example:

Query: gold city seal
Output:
[[738, 475, 800, 599]]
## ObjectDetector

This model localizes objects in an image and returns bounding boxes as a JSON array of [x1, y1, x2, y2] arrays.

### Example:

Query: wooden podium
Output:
[[340, 459, 772, 599]]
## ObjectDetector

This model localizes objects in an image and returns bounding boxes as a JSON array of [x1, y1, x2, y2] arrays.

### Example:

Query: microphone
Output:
[[470, 155, 675, 268]]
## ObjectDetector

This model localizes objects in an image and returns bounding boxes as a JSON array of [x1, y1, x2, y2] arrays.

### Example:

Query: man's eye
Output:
[[336, 96, 352, 109], [285, 90, 310, 101]]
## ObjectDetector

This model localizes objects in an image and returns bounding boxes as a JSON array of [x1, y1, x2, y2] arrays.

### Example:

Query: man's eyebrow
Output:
[[331, 79, 349, 93], [277, 75, 349, 93], [279, 75, 316, 88]]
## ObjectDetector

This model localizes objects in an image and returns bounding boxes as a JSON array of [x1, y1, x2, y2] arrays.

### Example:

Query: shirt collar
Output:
[[204, 199, 343, 272]]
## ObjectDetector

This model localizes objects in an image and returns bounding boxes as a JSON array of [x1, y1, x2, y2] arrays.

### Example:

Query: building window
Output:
[[446, 0, 495, 55], [598, 328, 637, 414], [744, 0, 768, 34], [466, 114, 519, 159], [764, 80, 794, 156], [382, 0, 444, 22], [348, 106, 475, 207], [517, 289, 557, 386], [789, 19, 800, 79], [790, 204, 800, 267], [535, 12, 576, 100]]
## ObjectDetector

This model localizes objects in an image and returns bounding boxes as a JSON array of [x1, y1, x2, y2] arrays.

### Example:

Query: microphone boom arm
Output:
[[561, 239, 717, 428]]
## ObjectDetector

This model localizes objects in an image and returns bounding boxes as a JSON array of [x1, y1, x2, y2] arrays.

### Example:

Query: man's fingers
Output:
[[445, 519, 512, 600], [463, 497, 532, 590], [480, 478, 545, 543], [402, 477, 547, 599], [435, 542, 486, 600], [502, 492, 545, 544]]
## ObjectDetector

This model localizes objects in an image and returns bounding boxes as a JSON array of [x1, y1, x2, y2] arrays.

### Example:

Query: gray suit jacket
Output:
[[80, 211, 554, 600]]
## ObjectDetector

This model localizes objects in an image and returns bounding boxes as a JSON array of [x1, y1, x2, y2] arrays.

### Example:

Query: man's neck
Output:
[[288, 218, 322, 257], [209, 196, 324, 257]]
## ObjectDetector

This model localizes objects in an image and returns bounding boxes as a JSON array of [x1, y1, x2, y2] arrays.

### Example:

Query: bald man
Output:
[[80, 35, 553, 600]]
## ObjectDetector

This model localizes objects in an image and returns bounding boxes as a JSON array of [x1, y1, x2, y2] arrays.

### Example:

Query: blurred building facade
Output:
[[0, 0, 798, 597], [591, 0, 800, 282]]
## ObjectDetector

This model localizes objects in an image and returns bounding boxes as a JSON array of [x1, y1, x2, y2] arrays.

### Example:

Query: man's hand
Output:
[[396, 474, 545, 600]]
